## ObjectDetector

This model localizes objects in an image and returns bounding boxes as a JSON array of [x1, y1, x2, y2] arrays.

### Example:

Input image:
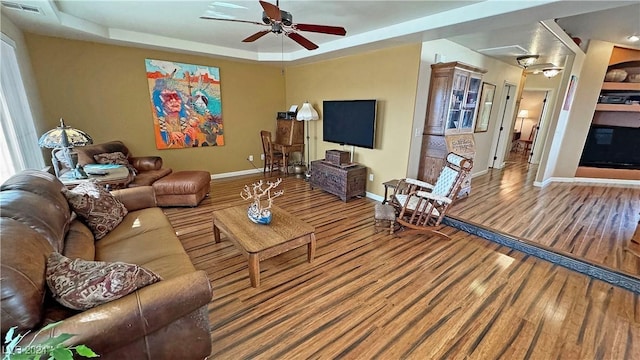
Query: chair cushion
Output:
[[46, 252, 162, 310], [432, 166, 458, 196], [96, 208, 197, 279], [394, 194, 440, 216], [374, 203, 396, 221], [63, 181, 128, 240]]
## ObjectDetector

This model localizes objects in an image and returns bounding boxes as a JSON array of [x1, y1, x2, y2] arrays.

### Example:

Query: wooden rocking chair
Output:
[[390, 153, 473, 239]]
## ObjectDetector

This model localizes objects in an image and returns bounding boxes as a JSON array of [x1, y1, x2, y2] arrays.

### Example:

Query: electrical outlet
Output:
[[369, 174, 374, 181], [248, 155, 254, 161], [261, 154, 265, 160]]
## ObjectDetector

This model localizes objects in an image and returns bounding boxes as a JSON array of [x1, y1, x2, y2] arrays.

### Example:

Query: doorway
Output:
[[489, 82, 516, 169], [511, 90, 550, 165]]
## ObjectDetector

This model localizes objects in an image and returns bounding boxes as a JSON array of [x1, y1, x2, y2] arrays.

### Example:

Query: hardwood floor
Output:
[[163, 171, 640, 360], [449, 153, 640, 279]]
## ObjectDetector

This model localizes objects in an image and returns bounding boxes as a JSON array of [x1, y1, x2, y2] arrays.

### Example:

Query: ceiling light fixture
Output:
[[516, 55, 539, 68], [628, 35, 640, 42], [542, 68, 562, 78]]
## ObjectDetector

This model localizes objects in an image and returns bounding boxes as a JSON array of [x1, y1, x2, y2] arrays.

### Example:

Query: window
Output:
[[0, 35, 44, 182]]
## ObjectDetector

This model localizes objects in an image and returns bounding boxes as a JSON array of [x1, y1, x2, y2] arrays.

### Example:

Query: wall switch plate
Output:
[[248, 155, 253, 161], [261, 154, 265, 160], [369, 174, 374, 181]]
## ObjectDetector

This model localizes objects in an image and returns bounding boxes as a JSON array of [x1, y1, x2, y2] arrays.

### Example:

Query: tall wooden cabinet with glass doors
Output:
[[418, 61, 486, 195]]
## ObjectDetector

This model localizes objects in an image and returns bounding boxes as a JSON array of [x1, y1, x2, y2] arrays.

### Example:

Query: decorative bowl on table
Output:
[[604, 69, 627, 82], [247, 203, 272, 225]]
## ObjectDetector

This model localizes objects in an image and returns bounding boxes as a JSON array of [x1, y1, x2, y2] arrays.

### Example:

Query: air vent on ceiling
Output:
[[1, 1, 43, 14], [477, 45, 530, 57]]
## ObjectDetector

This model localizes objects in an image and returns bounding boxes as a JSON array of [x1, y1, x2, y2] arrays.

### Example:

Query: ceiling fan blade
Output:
[[242, 30, 271, 42], [200, 16, 265, 26], [293, 24, 346, 36], [286, 32, 318, 50], [259, 0, 281, 22]]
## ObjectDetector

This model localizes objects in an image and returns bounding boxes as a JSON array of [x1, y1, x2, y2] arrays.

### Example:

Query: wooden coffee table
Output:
[[212, 204, 316, 287]]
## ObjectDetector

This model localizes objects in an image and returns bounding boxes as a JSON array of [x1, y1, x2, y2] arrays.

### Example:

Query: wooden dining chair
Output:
[[260, 130, 284, 175], [517, 125, 536, 154]]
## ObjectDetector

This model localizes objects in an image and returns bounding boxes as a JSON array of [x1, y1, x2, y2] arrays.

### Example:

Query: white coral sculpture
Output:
[[240, 178, 284, 214]]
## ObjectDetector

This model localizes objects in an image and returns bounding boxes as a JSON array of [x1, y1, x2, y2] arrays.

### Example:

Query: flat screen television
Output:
[[579, 125, 640, 170], [323, 100, 377, 149]]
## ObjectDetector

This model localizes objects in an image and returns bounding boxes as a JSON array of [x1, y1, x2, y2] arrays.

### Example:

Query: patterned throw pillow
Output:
[[46, 252, 162, 310], [62, 181, 128, 240], [93, 152, 137, 175]]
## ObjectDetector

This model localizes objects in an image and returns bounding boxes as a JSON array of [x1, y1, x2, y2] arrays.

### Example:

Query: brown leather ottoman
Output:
[[152, 170, 211, 207]]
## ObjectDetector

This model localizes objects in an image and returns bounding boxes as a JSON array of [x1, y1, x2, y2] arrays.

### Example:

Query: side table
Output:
[[382, 179, 400, 204]]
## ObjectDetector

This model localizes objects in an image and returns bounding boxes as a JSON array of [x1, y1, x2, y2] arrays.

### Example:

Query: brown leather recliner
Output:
[[57, 141, 172, 187], [0, 170, 212, 359]]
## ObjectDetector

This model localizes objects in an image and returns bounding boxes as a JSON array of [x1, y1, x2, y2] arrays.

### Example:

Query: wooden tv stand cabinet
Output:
[[310, 160, 366, 202]]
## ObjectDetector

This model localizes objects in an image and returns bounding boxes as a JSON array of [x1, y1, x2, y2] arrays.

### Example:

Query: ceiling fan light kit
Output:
[[542, 68, 562, 78], [516, 54, 539, 68], [202, 0, 346, 50]]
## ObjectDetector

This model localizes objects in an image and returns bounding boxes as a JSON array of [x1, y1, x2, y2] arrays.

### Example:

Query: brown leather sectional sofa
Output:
[[60, 140, 172, 187], [0, 170, 212, 359]]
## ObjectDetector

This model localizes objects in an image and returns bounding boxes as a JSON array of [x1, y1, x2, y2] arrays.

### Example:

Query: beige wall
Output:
[[285, 40, 527, 198], [24, 34, 285, 175], [541, 41, 603, 181], [409, 39, 523, 178], [285, 44, 422, 196]]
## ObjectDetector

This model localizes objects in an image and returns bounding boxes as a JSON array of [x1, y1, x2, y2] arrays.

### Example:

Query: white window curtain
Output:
[[0, 35, 44, 183]]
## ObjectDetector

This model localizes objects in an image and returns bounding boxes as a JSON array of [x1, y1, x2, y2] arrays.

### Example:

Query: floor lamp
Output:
[[296, 102, 319, 175], [517, 109, 529, 132]]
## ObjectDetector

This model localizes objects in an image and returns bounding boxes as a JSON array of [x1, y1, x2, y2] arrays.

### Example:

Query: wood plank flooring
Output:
[[163, 172, 640, 360], [449, 153, 640, 278]]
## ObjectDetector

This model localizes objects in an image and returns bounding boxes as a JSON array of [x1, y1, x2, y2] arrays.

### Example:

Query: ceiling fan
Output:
[[200, 0, 347, 50]]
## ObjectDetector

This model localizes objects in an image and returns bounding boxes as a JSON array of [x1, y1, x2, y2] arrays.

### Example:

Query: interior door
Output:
[[489, 83, 516, 169]]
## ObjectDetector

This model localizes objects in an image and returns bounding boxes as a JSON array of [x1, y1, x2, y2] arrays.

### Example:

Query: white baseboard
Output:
[[211, 168, 262, 179], [535, 177, 640, 188], [472, 169, 488, 178], [366, 191, 384, 202]]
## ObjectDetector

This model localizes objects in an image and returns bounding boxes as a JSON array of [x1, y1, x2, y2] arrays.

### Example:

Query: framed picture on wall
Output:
[[144, 59, 224, 150], [474, 82, 496, 133]]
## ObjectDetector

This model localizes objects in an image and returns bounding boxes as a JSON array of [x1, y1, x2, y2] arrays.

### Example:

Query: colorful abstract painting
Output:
[[145, 59, 224, 149]]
